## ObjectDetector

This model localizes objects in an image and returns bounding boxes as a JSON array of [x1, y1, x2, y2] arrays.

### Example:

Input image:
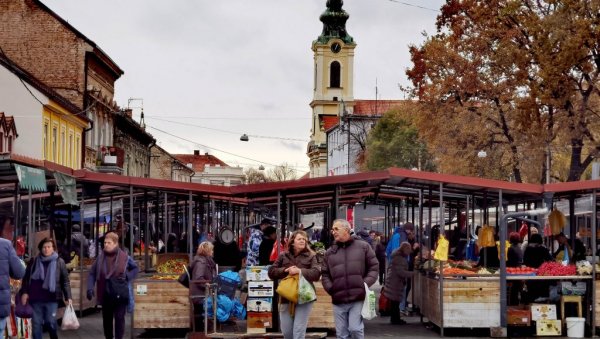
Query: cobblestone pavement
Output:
[[55, 282, 484, 339]]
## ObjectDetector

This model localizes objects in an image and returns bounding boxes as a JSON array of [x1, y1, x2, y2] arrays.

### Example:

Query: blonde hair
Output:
[[197, 241, 214, 256]]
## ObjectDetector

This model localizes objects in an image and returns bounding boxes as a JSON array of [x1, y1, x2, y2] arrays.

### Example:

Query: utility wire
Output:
[[145, 115, 308, 121], [148, 124, 284, 169], [387, 0, 439, 12], [147, 116, 309, 142]]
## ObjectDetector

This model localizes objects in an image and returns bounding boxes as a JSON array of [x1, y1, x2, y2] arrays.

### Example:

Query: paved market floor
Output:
[[53, 283, 485, 339]]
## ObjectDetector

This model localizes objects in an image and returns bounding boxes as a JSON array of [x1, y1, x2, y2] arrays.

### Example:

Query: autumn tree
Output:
[[364, 108, 436, 171], [244, 167, 268, 184], [407, 0, 600, 183], [267, 163, 298, 182]]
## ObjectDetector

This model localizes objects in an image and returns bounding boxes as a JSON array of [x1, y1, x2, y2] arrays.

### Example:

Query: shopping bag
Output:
[[61, 304, 79, 330], [477, 225, 495, 248], [433, 235, 449, 261], [276, 274, 299, 303], [361, 283, 377, 320], [297, 272, 316, 304], [178, 265, 190, 288], [378, 290, 391, 316]]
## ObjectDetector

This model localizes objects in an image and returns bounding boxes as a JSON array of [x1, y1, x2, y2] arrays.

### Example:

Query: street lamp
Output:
[[240, 134, 249, 142], [477, 150, 487, 177], [258, 165, 265, 171]]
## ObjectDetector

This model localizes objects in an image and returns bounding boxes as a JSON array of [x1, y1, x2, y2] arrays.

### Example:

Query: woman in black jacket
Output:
[[21, 237, 72, 339]]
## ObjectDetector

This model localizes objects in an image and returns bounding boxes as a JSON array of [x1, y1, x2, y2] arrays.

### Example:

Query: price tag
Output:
[[136, 284, 147, 295]]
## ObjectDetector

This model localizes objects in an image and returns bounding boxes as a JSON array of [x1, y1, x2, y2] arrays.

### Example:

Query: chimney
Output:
[[123, 109, 133, 118], [205, 152, 210, 156], [194, 150, 200, 156]]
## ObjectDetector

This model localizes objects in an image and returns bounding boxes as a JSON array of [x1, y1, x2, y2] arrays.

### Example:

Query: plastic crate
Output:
[[560, 281, 586, 296], [217, 276, 239, 299]]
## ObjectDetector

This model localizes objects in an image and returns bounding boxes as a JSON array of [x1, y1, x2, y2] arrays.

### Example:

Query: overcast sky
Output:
[[44, 0, 445, 175]]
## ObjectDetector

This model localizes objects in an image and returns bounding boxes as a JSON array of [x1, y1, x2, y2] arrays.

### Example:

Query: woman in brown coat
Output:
[[383, 242, 413, 325], [190, 241, 217, 331], [268, 230, 320, 339]]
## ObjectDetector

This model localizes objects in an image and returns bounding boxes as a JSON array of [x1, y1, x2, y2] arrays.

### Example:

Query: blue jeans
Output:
[[332, 300, 364, 339], [0, 317, 6, 336], [32, 301, 59, 339]]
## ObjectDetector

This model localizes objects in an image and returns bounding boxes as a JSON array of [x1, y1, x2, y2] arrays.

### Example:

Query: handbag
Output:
[[378, 289, 391, 316], [15, 290, 34, 319], [275, 274, 299, 303], [105, 254, 130, 303], [178, 265, 191, 288]]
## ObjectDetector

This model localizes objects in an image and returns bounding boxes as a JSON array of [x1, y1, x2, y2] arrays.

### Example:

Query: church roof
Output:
[[316, 0, 354, 44]]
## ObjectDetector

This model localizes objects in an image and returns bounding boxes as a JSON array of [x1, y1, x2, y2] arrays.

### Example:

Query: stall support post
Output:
[[497, 207, 548, 337], [163, 192, 168, 254], [591, 190, 597, 330], [129, 186, 134, 254], [277, 191, 281, 256], [27, 188, 32, 258], [79, 196, 85, 319], [188, 191, 193, 259]]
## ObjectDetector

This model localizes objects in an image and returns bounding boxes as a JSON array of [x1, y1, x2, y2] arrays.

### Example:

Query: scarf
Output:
[[31, 252, 58, 293], [101, 247, 124, 279]]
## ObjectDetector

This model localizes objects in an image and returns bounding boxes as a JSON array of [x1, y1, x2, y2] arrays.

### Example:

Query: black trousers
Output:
[[102, 300, 127, 339], [390, 300, 401, 324]]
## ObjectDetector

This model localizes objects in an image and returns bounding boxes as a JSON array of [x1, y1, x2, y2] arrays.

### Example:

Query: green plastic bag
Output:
[[297, 272, 317, 304]]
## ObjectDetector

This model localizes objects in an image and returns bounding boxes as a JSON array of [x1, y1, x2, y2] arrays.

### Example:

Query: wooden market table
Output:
[[133, 278, 190, 329], [414, 272, 594, 334]]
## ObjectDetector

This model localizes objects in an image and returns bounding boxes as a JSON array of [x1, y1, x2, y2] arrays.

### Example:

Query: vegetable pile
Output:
[[506, 266, 537, 275], [150, 274, 179, 280], [536, 262, 577, 276], [576, 261, 593, 275], [443, 267, 476, 276], [156, 258, 188, 274]]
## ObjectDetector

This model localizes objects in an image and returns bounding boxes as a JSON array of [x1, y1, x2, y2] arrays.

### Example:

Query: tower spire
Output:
[[317, 0, 354, 44]]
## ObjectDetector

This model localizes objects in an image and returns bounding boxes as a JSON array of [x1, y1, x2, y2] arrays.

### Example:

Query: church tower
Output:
[[307, 0, 356, 178]]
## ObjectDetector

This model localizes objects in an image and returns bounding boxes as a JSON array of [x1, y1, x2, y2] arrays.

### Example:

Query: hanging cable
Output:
[[387, 0, 439, 12]]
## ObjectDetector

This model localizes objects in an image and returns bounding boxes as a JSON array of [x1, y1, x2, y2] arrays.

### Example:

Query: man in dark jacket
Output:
[[322, 219, 379, 339], [0, 236, 26, 333]]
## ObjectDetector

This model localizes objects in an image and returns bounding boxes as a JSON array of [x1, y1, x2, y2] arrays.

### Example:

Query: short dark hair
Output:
[[38, 237, 56, 252]]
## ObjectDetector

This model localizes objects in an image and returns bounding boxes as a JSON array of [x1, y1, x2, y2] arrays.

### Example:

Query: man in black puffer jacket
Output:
[[322, 219, 379, 339]]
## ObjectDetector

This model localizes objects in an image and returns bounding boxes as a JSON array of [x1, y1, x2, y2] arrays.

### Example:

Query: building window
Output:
[[43, 122, 48, 159], [52, 125, 58, 161], [61, 126, 66, 165], [68, 132, 73, 168], [75, 135, 81, 169], [330, 61, 341, 88], [0, 132, 3, 152], [7, 137, 12, 153]]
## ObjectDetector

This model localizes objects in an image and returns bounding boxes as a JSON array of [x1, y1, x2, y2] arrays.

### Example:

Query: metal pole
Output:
[[188, 191, 193, 259], [277, 191, 281, 256], [79, 195, 85, 318], [591, 190, 597, 333], [28, 188, 32, 258], [164, 192, 168, 254], [498, 190, 506, 330], [129, 186, 134, 254]]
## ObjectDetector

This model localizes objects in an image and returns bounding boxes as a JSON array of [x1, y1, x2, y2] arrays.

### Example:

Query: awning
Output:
[[15, 164, 47, 192], [54, 172, 78, 205]]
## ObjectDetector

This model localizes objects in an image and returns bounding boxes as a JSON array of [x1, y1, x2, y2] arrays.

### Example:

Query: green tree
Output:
[[407, 0, 600, 183], [365, 109, 436, 171]]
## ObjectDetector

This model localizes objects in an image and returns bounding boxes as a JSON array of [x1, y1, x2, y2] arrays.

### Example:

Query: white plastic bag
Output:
[[61, 304, 80, 330], [297, 272, 317, 304], [360, 283, 377, 320]]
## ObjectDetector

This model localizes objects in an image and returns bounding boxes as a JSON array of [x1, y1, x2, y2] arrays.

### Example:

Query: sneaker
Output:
[[400, 310, 410, 316]]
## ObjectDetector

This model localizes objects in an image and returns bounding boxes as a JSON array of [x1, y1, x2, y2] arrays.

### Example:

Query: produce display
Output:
[[536, 262, 577, 276], [576, 260, 592, 275], [156, 258, 188, 274], [506, 266, 537, 275], [443, 267, 476, 276], [149, 274, 180, 280]]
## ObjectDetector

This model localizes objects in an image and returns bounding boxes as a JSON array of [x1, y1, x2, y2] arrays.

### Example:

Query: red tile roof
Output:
[[352, 100, 408, 116], [173, 153, 229, 173], [321, 115, 339, 131]]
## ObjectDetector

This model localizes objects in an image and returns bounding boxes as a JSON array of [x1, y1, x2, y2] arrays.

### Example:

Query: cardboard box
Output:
[[246, 266, 270, 281], [247, 312, 272, 329], [531, 304, 557, 321], [507, 307, 531, 326], [536, 319, 562, 336], [247, 297, 273, 312], [248, 281, 274, 297]]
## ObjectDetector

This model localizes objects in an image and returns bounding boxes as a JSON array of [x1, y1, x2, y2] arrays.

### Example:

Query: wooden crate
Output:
[[443, 279, 500, 328], [133, 279, 190, 329], [69, 270, 96, 312], [307, 281, 335, 329]]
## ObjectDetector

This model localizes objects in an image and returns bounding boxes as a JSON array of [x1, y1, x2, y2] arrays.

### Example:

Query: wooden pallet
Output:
[[307, 281, 335, 329]]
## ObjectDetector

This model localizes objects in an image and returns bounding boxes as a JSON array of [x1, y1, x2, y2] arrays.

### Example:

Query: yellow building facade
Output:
[[42, 100, 86, 169]]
